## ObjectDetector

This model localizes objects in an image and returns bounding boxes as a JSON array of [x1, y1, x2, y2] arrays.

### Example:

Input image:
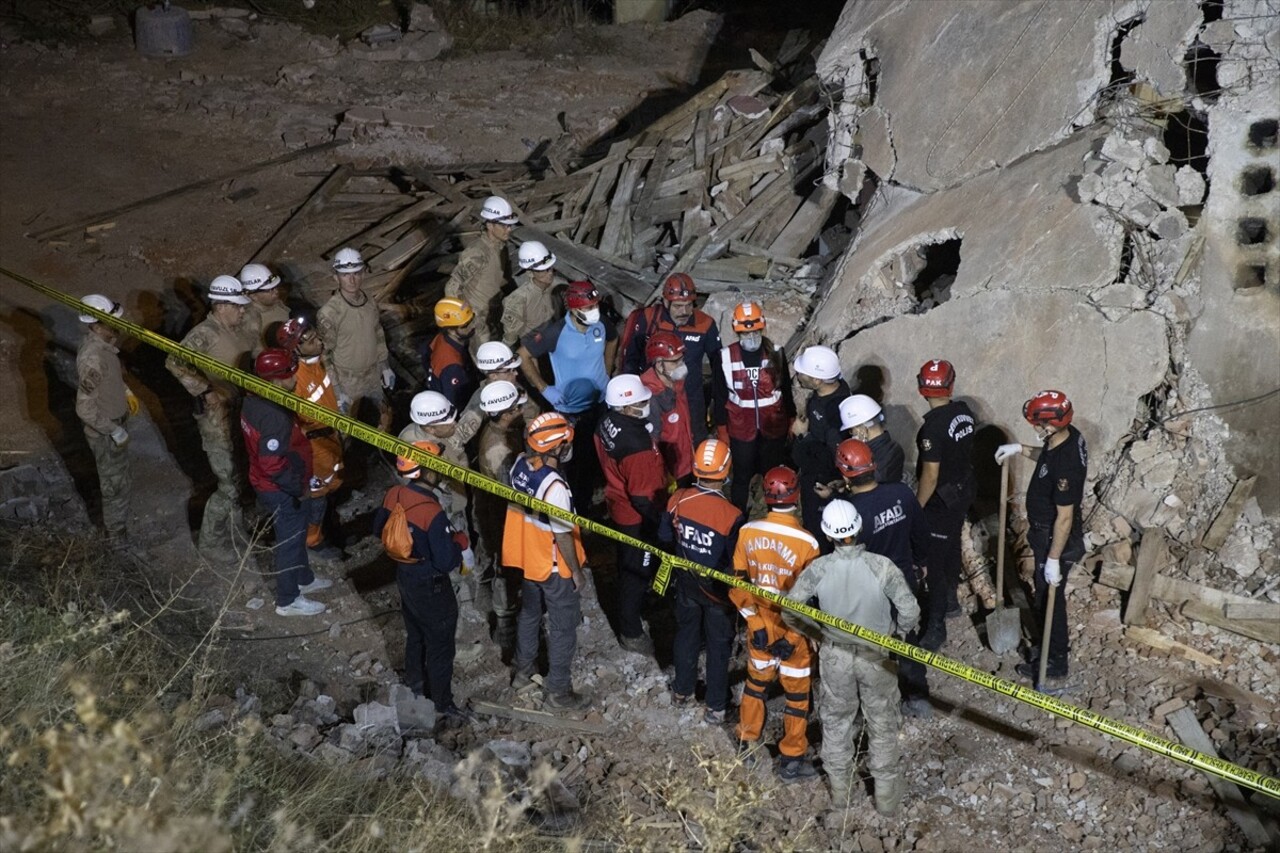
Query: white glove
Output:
[[1044, 557, 1062, 586], [461, 547, 476, 572], [109, 426, 129, 446], [381, 367, 396, 390], [994, 443, 1022, 465], [336, 392, 352, 414], [541, 385, 565, 409]]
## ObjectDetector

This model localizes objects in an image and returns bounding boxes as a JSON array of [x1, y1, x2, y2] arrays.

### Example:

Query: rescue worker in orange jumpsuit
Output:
[[617, 273, 723, 443], [424, 297, 479, 408], [275, 315, 344, 562], [729, 465, 822, 782], [640, 331, 694, 486], [716, 301, 794, 511]]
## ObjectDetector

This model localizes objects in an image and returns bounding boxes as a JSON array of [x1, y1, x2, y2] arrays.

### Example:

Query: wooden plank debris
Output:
[[251, 164, 353, 263], [29, 139, 348, 242], [1124, 626, 1221, 667], [1165, 708, 1274, 848], [1201, 476, 1257, 550], [1123, 528, 1167, 626], [1096, 562, 1280, 644], [470, 699, 608, 734]]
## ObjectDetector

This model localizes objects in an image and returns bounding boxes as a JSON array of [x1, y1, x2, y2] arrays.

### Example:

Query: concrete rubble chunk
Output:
[[392, 685, 437, 732], [1174, 166, 1205, 206], [1118, 0, 1203, 99], [353, 700, 400, 734]]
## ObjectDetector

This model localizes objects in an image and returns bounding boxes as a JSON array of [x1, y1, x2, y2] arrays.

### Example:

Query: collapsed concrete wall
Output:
[[805, 0, 1279, 600]]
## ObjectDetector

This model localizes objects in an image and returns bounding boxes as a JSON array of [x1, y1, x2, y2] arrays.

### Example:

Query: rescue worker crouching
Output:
[[503, 413, 592, 710], [375, 440, 470, 726], [730, 465, 821, 782], [659, 438, 744, 725], [594, 375, 667, 657], [784, 500, 920, 816]]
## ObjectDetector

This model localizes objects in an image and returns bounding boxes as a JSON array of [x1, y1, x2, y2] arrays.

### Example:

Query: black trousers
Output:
[[728, 435, 788, 512], [895, 563, 930, 702], [565, 406, 601, 513], [615, 522, 655, 639], [923, 504, 969, 631], [397, 565, 458, 709], [672, 584, 735, 712]]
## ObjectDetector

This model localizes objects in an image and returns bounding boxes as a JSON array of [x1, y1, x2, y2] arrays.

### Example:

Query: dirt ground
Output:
[[1, 7, 1276, 852]]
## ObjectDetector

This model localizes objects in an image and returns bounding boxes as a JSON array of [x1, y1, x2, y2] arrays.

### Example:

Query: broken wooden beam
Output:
[[1123, 528, 1167, 626], [1202, 475, 1257, 550], [29, 139, 348, 242], [470, 699, 608, 734], [1165, 707, 1273, 848], [1125, 626, 1221, 667], [251, 164, 353, 263], [514, 225, 652, 307], [769, 183, 840, 259]]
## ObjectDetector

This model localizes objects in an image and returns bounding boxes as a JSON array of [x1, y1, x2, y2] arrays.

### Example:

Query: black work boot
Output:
[[777, 756, 819, 783]]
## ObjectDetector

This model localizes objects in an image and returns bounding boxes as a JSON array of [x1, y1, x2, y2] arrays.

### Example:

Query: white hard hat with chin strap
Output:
[[79, 293, 124, 324], [208, 275, 251, 305], [409, 390, 456, 426], [331, 247, 366, 273], [480, 196, 519, 226], [839, 394, 882, 431], [238, 262, 281, 292]]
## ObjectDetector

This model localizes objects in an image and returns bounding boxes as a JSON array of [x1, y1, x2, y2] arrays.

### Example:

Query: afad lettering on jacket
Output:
[[743, 535, 798, 567], [598, 417, 622, 452], [677, 520, 716, 554], [872, 502, 906, 535], [948, 413, 974, 441]]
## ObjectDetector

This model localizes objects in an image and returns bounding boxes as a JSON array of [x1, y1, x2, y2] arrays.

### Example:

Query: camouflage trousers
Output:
[[85, 420, 131, 536], [195, 411, 245, 554], [819, 642, 904, 815]]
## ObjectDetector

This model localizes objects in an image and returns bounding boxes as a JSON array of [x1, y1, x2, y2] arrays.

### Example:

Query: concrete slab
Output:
[[1119, 0, 1202, 99]]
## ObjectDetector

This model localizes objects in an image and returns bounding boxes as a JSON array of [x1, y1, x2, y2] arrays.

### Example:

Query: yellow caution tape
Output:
[[7, 266, 1277, 802]]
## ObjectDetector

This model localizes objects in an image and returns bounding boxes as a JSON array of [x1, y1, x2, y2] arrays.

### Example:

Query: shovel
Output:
[[986, 460, 1020, 654], [1038, 584, 1057, 690]]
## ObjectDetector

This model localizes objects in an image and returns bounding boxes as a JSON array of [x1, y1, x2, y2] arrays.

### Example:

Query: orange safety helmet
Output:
[[834, 439, 876, 478], [1023, 390, 1073, 428], [396, 439, 442, 478], [731, 301, 766, 333], [662, 273, 696, 303], [645, 330, 685, 364], [434, 297, 475, 328], [762, 465, 800, 506], [917, 359, 956, 398], [692, 438, 732, 481], [526, 412, 575, 454]]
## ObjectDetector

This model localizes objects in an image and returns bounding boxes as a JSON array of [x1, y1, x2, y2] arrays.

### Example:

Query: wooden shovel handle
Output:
[[996, 459, 1010, 601], [1039, 584, 1057, 688]]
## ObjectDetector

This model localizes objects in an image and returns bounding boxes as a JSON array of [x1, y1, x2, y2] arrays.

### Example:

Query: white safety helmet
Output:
[[78, 294, 124, 324], [794, 345, 842, 381], [475, 341, 522, 373], [605, 374, 652, 409], [839, 394, 882, 431], [238, 262, 280, 292], [479, 195, 519, 226], [480, 380, 523, 415], [517, 240, 556, 271], [821, 500, 863, 540], [208, 275, 251, 305], [409, 390, 456, 426], [331, 247, 366, 274]]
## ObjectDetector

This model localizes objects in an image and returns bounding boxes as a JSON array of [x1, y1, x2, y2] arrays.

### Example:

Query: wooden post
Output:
[[1123, 528, 1167, 626]]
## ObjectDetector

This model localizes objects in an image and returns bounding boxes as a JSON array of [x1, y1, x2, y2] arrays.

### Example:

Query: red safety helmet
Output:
[[762, 465, 800, 506], [693, 438, 732, 482], [396, 439, 442, 478], [1023, 390, 1073, 428], [834, 439, 876, 478], [662, 273, 696, 303], [917, 359, 955, 398], [254, 348, 297, 380], [731, 301, 766, 333], [275, 316, 309, 350], [565, 281, 600, 310], [645, 330, 685, 364]]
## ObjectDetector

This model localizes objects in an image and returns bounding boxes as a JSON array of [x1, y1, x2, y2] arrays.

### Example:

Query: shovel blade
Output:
[[987, 606, 1020, 655]]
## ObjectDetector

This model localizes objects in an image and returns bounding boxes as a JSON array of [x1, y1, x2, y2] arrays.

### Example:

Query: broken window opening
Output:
[[1237, 218, 1269, 246], [1200, 0, 1224, 24], [908, 237, 962, 312], [1162, 110, 1210, 188], [1248, 119, 1278, 150], [1184, 42, 1222, 102], [1240, 166, 1275, 197], [1108, 17, 1144, 92], [1235, 264, 1267, 291]]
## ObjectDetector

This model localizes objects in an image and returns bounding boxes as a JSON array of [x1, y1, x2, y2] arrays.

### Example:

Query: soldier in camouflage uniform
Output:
[[445, 196, 517, 345], [75, 294, 136, 540], [474, 380, 527, 642], [501, 239, 565, 346], [318, 248, 394, 433], [238, 262, 290, 353], [166, 275, 257, 563]]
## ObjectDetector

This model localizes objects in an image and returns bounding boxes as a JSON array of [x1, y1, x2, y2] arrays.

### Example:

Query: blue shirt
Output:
[[522, 312, 616, 414]]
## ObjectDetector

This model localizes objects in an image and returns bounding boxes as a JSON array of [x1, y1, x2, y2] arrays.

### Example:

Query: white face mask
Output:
[[740, 332, 763, 352], [667, 362, 689, 382], [634, 402, 651, 420], [576, 307, 601, 325], [559, 445, 574, 463]]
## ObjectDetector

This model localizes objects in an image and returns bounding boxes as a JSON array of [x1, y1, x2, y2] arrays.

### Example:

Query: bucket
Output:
[[135, 4, 194, 58]]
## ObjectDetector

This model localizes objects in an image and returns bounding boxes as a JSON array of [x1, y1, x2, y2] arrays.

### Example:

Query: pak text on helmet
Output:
[[208, 274, 251, 305], [238, 263, 281, 292], [917, 359, 956, 398], [821, 500, 863, 541], [605, 374, 652, 409], [78, 294, 124, 324], [793, 345, 841, 381], [839, 394, 882, 431], [517, 240, 556, 271], [480, 196, 519, 226], [409, 390, 456, 426], [1023, 390, 1073, 428], [331, 247, 366, 274]]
